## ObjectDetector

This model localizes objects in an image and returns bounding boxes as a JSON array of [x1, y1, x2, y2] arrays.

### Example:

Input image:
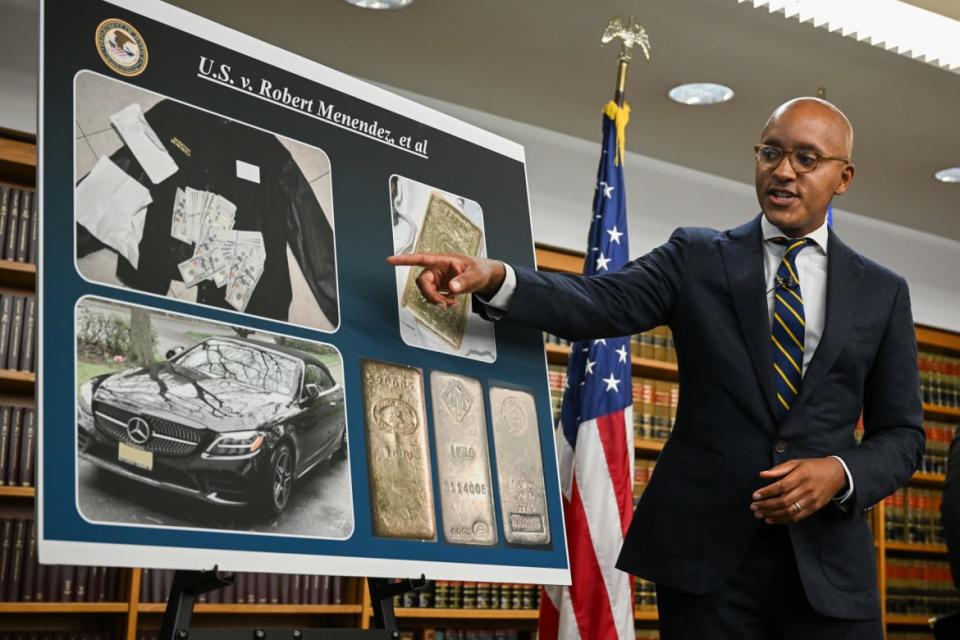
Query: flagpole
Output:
[[601, 15, 651, 108]]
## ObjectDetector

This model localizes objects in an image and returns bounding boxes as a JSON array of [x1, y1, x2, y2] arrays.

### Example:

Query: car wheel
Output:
[[264, 443, 294, 515]]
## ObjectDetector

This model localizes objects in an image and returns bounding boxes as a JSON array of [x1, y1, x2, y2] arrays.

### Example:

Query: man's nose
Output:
[[772, 153, 797, 180]]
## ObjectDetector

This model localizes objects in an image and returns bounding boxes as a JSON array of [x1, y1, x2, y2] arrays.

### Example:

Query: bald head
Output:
[[763, 97, 854, 160]]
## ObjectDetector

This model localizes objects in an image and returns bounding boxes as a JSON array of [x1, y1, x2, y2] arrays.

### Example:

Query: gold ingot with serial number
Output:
[[489, 386, 551, 546], [430, 371, 497, 545], [361, 359, 436, 541]]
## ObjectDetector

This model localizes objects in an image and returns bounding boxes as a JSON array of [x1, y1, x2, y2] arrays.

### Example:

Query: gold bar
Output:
[[361, 359, 436, 541], [430, 371, 498, 545], [401, 192, 483, 349], [489, 387, 551, 546]]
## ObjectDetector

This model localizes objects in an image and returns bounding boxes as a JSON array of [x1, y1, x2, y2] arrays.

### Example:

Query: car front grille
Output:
[[93, 402, 203, 458]]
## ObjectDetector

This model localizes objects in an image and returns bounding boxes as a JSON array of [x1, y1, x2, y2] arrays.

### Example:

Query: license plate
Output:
[[118, 442, 153, 470]]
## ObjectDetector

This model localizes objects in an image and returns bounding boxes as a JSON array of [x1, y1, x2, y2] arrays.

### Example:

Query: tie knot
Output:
[[771, 237, 810, 259]]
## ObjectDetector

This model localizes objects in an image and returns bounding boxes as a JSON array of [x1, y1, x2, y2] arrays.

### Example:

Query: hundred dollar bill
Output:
[[401, 192, 483, 349], [170, 188, 190, 243], [225, 252, 264, 312], [489, 386, 550, 546], [430, 371, 497, 545], [362, 359, 436, 540]]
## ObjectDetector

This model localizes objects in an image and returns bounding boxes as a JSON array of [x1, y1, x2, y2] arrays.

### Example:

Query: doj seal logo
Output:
[[95, 19, 148, 77]]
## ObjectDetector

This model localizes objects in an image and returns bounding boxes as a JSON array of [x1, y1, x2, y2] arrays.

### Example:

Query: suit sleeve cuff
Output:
[[830, 455, 855, 504], [474, 263, 516, 319]]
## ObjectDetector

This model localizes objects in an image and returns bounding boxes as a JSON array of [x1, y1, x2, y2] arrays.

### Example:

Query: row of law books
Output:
[[139, 568, 348, 604], [919, 350, 960, 409], [635, 576, 657, 612], [0, 295, 36, 373], [632, 377, 679, 442], [0, 186, 37, 265], [0, 518, 123, 602], [631, 326, 677, 363], [543, 327, 677, 364], [886, 558, 960, 616], [884, 487, 945, 546], [921, 420, 955, 476], [394, 580, 539, 610], [634, 460, 655, 504], [0, 407, 36, 487]]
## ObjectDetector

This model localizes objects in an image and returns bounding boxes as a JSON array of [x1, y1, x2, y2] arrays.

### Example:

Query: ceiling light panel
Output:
[[739, 0, 960, 73]]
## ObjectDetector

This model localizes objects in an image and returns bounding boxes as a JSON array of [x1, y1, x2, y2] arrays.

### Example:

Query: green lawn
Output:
[[76, 360, 127, 390]]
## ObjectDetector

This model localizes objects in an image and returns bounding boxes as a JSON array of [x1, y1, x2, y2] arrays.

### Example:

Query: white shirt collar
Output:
[[760, 214, 829, 254]]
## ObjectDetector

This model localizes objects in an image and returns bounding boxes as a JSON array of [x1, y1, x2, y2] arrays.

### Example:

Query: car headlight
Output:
[[79, 381, 94, 416], [204, 430, 266, 458]]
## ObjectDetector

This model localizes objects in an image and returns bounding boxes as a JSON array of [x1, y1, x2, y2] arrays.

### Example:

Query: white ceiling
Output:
[[1, 0, 956, 239], [160, 0, 960, 241]]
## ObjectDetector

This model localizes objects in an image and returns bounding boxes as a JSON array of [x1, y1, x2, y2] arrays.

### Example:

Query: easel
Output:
[[158, 568, 427, 640]]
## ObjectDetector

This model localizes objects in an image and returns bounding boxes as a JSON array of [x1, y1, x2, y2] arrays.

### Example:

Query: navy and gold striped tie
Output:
[[771, 237, 809, 421]]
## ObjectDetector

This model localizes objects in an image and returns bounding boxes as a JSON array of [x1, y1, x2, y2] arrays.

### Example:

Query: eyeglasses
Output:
[[754, 144, 849, 174]]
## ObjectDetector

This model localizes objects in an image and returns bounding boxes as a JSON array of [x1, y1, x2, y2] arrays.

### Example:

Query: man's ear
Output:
[[834, 163, 855, 196]]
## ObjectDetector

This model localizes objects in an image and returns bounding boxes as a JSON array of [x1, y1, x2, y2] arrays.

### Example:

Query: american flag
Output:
[[539, 102, 635, 640]]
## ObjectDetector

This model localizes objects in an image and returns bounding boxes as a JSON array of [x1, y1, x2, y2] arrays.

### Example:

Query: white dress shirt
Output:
[[482, 216, 854, 502]]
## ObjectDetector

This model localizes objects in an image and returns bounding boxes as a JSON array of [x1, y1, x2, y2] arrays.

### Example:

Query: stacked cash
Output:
[[177, 227, 266, 313], [171, 187, 237, 245]]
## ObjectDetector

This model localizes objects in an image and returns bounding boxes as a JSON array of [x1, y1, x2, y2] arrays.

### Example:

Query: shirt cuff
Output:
[[829, 455, 855, 504], [475, 263, 516, 318]]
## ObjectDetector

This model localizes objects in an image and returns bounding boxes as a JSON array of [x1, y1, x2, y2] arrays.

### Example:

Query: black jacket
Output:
[[77, 98, 338, 327], [488, 215, 924, 620]]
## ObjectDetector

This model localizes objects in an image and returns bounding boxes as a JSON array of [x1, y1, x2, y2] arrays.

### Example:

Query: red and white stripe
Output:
[[539, 405, 634, 640]]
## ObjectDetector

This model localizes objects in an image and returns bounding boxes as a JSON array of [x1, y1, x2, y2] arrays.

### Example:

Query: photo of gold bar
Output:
[[489, 386, 551, 546], [401, 192, 483, 349], [430, 371, 498, 545], [361, 359, 436, 541]]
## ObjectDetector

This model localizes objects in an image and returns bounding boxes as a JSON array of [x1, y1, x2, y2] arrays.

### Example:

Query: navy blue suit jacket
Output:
[[492, 215, 924, 620]]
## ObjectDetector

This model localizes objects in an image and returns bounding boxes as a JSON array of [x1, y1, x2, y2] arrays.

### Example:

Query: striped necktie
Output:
[[771, 237, 809, 421]]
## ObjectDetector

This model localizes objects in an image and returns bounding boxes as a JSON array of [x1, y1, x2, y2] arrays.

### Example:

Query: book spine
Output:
[[20, 297, 35, 373], [319, 574, 330, 604], [5, 409, 21, 486], [0, 296, 11, 368], [43, 564, 60, 602], [7, 518, 25, 601], [0, 189, 16, 261], [94, 564, 106, 602], [60, 565, 76, 602], [246, 572, 256, 604], [27, 189, 36, 265], [15, 191, 31, 262], [20, 520, 35, 602], [18, 409, 34, 486], [75, 565, 89, 602], [309, 574, 320, 604], [256, 572, 267, 604], [4, 189, 20, 261], [140, 568, 150, 602], [0, 188, 9, 254], [279, 573, 290, 604], [268, 572, 279, 604], [290, 573, 301, 605], [150, 566, 163, 603], [332, 575, 343, 604], [0, 407, 11, 485], [6, 296, 24, 370], [106, 566, 119, 601]]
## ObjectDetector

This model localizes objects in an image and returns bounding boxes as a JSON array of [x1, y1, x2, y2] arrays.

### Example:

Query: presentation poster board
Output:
[[39, 0, 570, 584]]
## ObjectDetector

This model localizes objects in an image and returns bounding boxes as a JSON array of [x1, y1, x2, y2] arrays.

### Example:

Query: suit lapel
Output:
[[791, 228, 865, 411], [719, 215, 779, 424]]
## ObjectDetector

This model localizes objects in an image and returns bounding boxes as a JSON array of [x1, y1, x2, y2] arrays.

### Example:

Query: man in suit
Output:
[[388, 97, 924, 638]]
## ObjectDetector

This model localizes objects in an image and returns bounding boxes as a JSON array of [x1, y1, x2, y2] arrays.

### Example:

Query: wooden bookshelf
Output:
[[923, 402, 960, 421], [137, 603, 362, 614], [0, 369, 36, 397], [885, 613, 935, 627], [0, 137, 36, 187], [634, 609, 659, 622], [392, 608, 538, 620], [885, 541, 947, 555], [911, 471, 947, 488], [544, 342, 679, 381], [0, 602, 128, 613], [634, 438, 665, 455], [0, 486, 35, 498]]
